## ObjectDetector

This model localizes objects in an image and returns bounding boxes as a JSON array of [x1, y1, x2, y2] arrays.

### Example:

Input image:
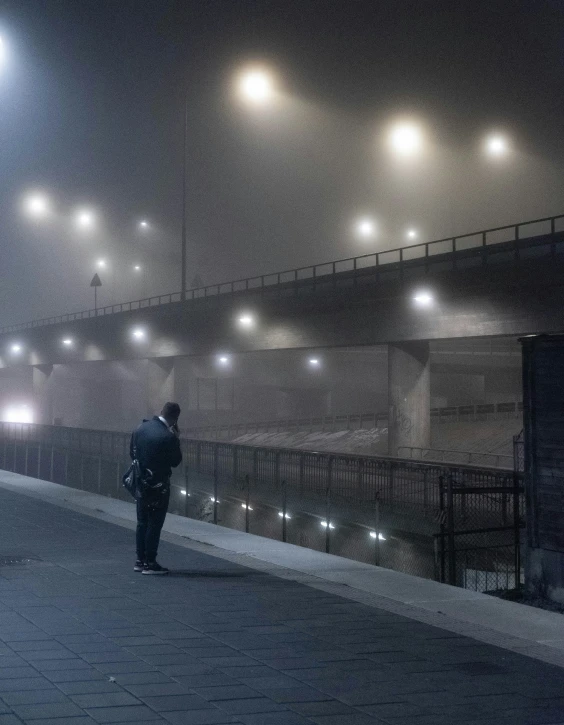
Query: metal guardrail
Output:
[[1, 214, 563, 334], [185, 402, 523, 440], [397, 446, 513, 470], [0, 421, 523, 591]]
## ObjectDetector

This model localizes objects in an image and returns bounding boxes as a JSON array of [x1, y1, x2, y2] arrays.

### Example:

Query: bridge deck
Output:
[[1, 472, 564, 725]]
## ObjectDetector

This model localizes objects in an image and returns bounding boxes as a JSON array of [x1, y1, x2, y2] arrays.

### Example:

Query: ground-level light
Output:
[[370, 531, 386, 541]]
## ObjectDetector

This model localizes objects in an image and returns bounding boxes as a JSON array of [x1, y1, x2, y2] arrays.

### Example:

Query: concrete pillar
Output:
[[388, 342, 430, 456], [33, 364, 54, 425], [146, 358, 176, 418]]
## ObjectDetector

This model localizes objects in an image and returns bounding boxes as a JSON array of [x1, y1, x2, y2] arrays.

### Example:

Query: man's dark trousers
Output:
[[136, 491, 170, 563]]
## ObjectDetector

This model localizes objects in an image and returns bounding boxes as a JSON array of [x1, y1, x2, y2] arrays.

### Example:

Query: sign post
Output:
[[90, 273, 102, 312]]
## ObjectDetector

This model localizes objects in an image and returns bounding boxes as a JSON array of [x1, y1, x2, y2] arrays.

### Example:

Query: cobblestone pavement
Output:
[[1, 487, 564, 725]]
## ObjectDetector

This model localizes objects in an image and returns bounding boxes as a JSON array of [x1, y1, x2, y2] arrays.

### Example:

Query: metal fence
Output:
[[397, 446, 513, 470], [1, 213, 563, 334], [0, 422, 523, 592], [184, 401, 523, 441]]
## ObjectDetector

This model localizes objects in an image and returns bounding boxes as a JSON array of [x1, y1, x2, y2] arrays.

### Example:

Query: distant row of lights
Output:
[[5, 294, 434, 360], [180, 490, 386, 539]]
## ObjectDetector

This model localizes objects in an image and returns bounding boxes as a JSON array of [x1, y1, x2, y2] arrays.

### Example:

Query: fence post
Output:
[[213, 445, 219, 525], [374, 493, 381, 566], [97, 454, 102, 494], [245, 474, 250, 534], [447, 475, 456, 586], [439, 476, 446, 582], [282, 479, 288, 543], [513, 473, 522, 590], [183, 466, 190, 517], [325, 456, 333, 554]]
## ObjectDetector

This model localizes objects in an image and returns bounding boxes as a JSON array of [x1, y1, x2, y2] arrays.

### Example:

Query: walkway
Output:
[[1, 474, 564, 725]]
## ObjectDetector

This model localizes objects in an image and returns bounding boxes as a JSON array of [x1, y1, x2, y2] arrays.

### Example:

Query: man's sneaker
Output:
[[142, 562, 169, 575], [133, 560, 145, 572]]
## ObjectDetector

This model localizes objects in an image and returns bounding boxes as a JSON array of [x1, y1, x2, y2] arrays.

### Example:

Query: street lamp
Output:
[[237, 67, 276, 105], [75, 209, 95, 229], [413, 290, 434, 307], [355, 217, 376, 240], [485, 133, 509, 157], [139, 220, 149, 230], [96, 259, 107, 269], [406, 228, 418, 241], [387, 121, 424, 157], [237, 313, 255, 329], [24, 193, 49, 218]]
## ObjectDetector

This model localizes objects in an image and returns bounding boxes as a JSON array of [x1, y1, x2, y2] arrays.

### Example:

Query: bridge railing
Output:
[[184, 401, 523, 440], [397, 446, 513, 470], [0, 421, 523, 592], [2, 213, 564, 334]]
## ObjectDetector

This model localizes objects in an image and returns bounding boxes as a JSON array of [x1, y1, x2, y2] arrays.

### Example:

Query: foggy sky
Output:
[[1, 0, 564, 325]]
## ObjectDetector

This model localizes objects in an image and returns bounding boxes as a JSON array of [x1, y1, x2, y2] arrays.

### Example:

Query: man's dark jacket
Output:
[[130, 417, 182, 484]]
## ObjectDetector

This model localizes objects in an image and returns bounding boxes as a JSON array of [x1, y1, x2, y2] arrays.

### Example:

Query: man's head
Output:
[[160, 402, 181, 427]]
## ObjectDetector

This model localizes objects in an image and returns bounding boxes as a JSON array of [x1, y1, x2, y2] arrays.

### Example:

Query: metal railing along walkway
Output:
[[1, 214, 563, 334], [0, 421, 523, 592]]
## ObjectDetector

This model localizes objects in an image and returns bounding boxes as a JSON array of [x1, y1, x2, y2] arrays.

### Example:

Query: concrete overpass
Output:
[[0, 214, 562, 453]]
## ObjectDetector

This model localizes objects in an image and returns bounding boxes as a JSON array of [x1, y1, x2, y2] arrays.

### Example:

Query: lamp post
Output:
[[181, 91, 189, 301]]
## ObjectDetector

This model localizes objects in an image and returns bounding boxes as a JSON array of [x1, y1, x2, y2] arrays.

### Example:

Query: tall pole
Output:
[[181, 89, 188, 301]]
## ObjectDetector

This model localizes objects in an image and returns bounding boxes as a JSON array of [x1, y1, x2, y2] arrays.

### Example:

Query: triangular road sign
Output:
[[90, 273, 102, 287]]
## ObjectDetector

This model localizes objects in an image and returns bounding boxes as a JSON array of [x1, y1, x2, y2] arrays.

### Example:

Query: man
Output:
[[130, 402, 182, 575]]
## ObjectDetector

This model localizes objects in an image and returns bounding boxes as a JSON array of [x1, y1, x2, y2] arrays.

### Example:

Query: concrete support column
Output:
[[388, 342, 430, 457], [33, 364, 54, 425], [146, 358, 176, 418]]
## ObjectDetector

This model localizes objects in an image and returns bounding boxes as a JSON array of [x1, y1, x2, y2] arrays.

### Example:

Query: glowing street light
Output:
[[308, 358, 320, 368], [406, 228, 418, 241], [131, 327, 146, 341], [10, 344, 22, 355], [62, 338, 73, 347], [241, 503, 254, 511], [2, 405, 33, 424], [370, 531, 387, 541], [24, 193, 50, 218], [413, 291, 434, 307], [237, 67, 276, 105], [237, 313, 255, 329], [75, 209, 95, 229], [485, 134, 509, 157], [320, 520, 335, 529], [355, 217, 377, 240], [387, 121, 424, 157], [139, 220, 149, 230], [278, 511, 291, 519], [133, 264, 142, 272], [0, 36, 6, 69], [96, 259, 107, 269], [218, 355, 230, 365]]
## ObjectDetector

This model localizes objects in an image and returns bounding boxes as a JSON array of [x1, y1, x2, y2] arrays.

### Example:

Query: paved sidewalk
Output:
[[1, 487, 564, 725]]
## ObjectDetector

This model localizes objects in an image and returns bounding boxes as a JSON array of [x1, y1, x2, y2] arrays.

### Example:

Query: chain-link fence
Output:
[[0, 422, 523, 591], [436, 473, 524, 592]]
